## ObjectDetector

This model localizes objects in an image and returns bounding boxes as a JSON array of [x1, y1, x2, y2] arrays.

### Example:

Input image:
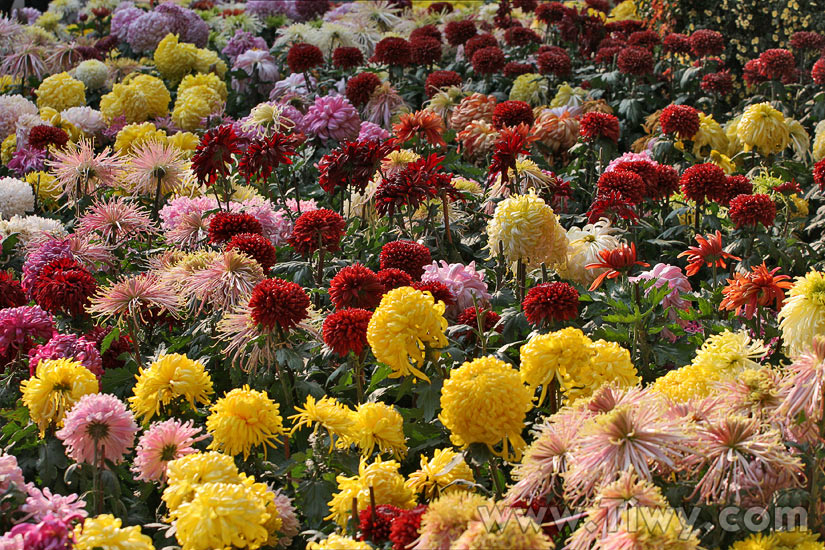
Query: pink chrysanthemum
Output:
[[22, 486, 88, 523], [302, 95, 361, 142], [123, 140, 188, 197], [48, 139, 125, 203], [75, 197, 156, 245], [28, 334, 103, 379], [56, 393, 138, 466], [0, 453, 26, 495], [87, 273, 181, 327], [182, 249, 265, 312], [132, 418, 206, 482], [630, 263, 691, 313], [421, 260, 491, 312], [0, 306, 55, 364], [778, 337, 825, 426]]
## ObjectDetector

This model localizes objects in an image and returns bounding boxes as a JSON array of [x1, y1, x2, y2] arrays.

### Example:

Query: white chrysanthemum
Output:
[[0, 214, 66, 250], [15, 113, 49, 149], [556, 218, 622, 285], [60, 107, 106, 136], [0, 177, 35, 219], [0, 95, 38, 140], [73, 59, 108, 90]]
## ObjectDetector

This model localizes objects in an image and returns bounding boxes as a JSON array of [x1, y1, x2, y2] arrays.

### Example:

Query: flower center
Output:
[[807, 279, 825, 305], [86, 421, 110, 441], [160, 444, 179, 462]]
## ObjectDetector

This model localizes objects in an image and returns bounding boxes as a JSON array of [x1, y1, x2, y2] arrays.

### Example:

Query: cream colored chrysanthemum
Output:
[[557, 218, 622, 285], [509, 74, 549, 106]]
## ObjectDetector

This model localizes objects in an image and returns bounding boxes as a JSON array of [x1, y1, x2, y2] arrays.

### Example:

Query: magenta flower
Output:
[[22, 237, 73, 296], [28, 334, 103, 379], [0, 453, 26, 496], [630, 263, 692, 312], [358, 121, 392, 142], [5, 514, 79, 550], [132, 418, 206, 482], [421, 260, 491, 312], [0, 306, 55, 363], [22, 486, 87, 523], [56, 393, 138, 467], [302, 95, 361, 142]]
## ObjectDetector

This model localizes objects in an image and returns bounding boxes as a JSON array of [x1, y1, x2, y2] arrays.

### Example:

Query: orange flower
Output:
[[585, 243, 649, 291], [677, 231, 740, 277], [393, 110, 446, 147], [720, 262, 793, 319]]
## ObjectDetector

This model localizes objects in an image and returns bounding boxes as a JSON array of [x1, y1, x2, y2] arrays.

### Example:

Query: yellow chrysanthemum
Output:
[[1, 134, 16, 164], [406, 448, 475, 500], [193, 48, 227, 78], [100, 74, 171, 123], [790, 194, 809, 218], [206, 385, 285, 459], [607, 0, 639, 21], [307, 534, 372, 550], [520, 327, 594, 406], [812, 120, 825, 162], [172, 85, 224, 132], [171, 482, 270, 550], [21, 358, 99, 435], [179, 72, 228, 102], [487, 190, 568, 271], [778, 270, 825, 355], [73, 514, 155, 550], [616, 506, 700, 550], [128, 353, 214, 422], [166, 131, 200, 156], [240, 473, 284, 545], [550, 82, 588, 108], [367, 286, 448, 382], [0, 75, 20, 92], [417, 492, 494, 550], [709, 149, 736, 174], [162, 451, 242, 512], [439, 355, 533, 461], [114, 122, 167, 154], [289, 394, 356, 451], [35, 72, 86, 112], [326, 456, 416, 527], [786, 117, 810, 159], [383, 149, 420, 172], [509, 74, 548, 106], [25, 171, 62, 205], [568, 339, 640, 402], [154, 33, 199, 83], [724, 114, 744, 157], [351, 401, 408, 459], [692, 113, 728, 158], [737, 102, 790, 157], [452, 511, 554, 550]]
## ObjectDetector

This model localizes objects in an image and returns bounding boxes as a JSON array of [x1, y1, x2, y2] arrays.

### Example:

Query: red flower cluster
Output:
[[329, 264, 385, 310], [790, 31, 825, 51], [651, 164, 680, 200], [332, 46, 364, 70], [425, 70, 462, 97], [288, 209, 346, 256], [358, 505, 398, 544], [717, 175, 752, 207], [586, 243, 649, 291], [238, 132, 301, 184], [594, 46, 622, 65], [700, 70, 733, 95], [522, 282, 579, 326], [208, 212, 263, 244], [663, 33, 692, 54], [318, 138, 396, 194], [32, 257, 97, 317], [427, 1, 453, 13], [503, 61, 533, 78], [380, 240, 431, 280], [456, 306, 501, 337], [613, 160, 658, 198], [538, 49, 572, 77], [248, 277, 310, 332], [729, 194, 776, 229], [588, 191, 638, 223], [323, 308, 372, 357], [410, 25, 442, 43], [489, 124, 534, 186], [535, 2, 566, 24], [287, 43, 324, 73], [679, 163, 726, 204], [389, 506, 427, 550], [689, 29, 724, 57], [659, 104, 700, 140], [0, 271, 27, 309], [773, 180, 802, 195], [579, 112, 620, 143], [444, 20, 477, 46], [28, 125, 69, 150], [191, 124, 241, 187], [617, 46, 653, 75], [492, 100, 534, 130], [471, 46, 505, 75], [374, 154, 456, 218], [743, 59, 768, 87], [628, 30, 660, 49], [372, 37, 412, 66], [226, 233, 278, 270], [412, 280, 455, 307], [346, 72, 382, 107], [597, 170, 645, 204], [464, 34, 498, 61], [758, 49, 795, 80], [377, 268, 413, 291], [505, 26, 540, 46], [813, 58, 825, 86], [411, 37, 442, 65], [814, 159, 825, 190]]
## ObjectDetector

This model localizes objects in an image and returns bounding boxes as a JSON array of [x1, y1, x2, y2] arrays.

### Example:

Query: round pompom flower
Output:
[[287, 42, 323, 73], [372, 37, 412, 66], [439, 355, 532, 461], [689, 29, 724, 57], [679, 162, 727, 204], [380, 240, 431, 280], [778, 270, 825, 355], [0, 271, 26, 309], [207, 385, 285, 459], [700, 71, 733, 96], [416, 492, 493, 549], [329, 264, 384, 310], [323, 308, 372, 357], [729, 194, 776, 229], [465, 34, 498, 61], [471, 46, 505, 75], [537, 50, 571, 77], [0, 305, 55, 362], [35, 72, 86, 112], [377, 268, 414, 292], [522, 282, 579, 327], [0, 176, 35, 218], [333, 46, 364, 69], [129, 353, 214, 423], [580, 112, 620, 143], [411, 37, 442, 65], [492, 100, 535, 130], [812, 58, 825, 85], [56, 393, 138, 466], [421, 260, 490, 311], [456, 306, 501, 338], [659, 104, 700, 140], [161, 451, 242, 512], [31, 257, 97, 317], [132, 418, 205, 482], [303, 95, 361, 142], [759, 48, 795, 80], [445, 20, 477, 46], [208, 212, 263, 244], [425, 70, 462, 97], [288, 208, 346, 256], [597, 170, 645, 205], [367, 286, 448, 382], [21, 358, 99, 435], [736, 102, 790, 156], [487, 190, 568, 271], [248, 277, 310, 332], [73, 514, 154, 550], [226, 232, 278, 270], [519, 327, 595, 406], [617, 46, 653, 75], [346, 72, 382, 107], [28, 333, 103, 379]]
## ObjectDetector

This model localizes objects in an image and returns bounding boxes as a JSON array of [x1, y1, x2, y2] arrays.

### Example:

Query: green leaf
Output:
[[99, 327, 120, 355]]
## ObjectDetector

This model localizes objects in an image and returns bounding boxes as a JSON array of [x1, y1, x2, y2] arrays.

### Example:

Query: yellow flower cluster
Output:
[[416, 491, 494, 549], [129, 353, 214, 423], [778, 270, 825, 356], [509, 74, 548, 106], [730, 529, 825, 550], [172, 73, 227, 131], [154, 33, 227, 84], [35, 72, 86, 112], [206, 385, 285, 459], [367, 286, 448, 382], [439, 355, 533, 461], [737, 102, 790, 157], [452, 508, 554, 549], [73, 514, 155, 550], [21, 358, 99, 435], [114, 122, 167, 154], [691, 113, 728, 159], [25, 171, 61, 206], [307, 534, 371, 549], [406, 447, 475, 499], [100, 74, 171, 123]]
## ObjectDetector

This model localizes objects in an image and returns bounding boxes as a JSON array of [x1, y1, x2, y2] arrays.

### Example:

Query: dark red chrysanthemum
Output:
[[814, 159, 825, 190], [238, 132, 301, 184], [424, 70, 462, 97], [471, 46, 505, 75], [651, 164, 680, 200], [31, 257, 97, 317], [0, 271, 27, 309], [597, 38, 626, 50], [318, 139, 397, 194], [791, 31, 825, 51], [514, 0, 538, 10], [389, 506, 427, 550], [587, 190, 638, 223], [758, 48, 795, 80], [492, 100, 534, 130], [456, 306, 501, 337], [464, 34, 498, 61], [323, 308, 372, 357], [627, 30, 660, 49], [346, 72, 382, 107], [505, 25, 541, 46], [717, 175, 752, 207], [84, 326, 132, 371], [248, 277, 310, 332], [444, 20, 477, 46], [28, 125, 69, 150], [659, 104, 700, 140], [503, 61, 533, 78], [613, 160, 659, 198], [579, 112, 619, 143], [700, 70, 733, 96], [286, 42, 324, 74], [597, 170, 645, 205], [679, 163, 727, 204], [411, 281, 455, 307], [743, 59, 768, 87], [773, 180, 802, 195], [226, 233, 278, 270], [380, 240, 431, 280], [208, 212, 263, 244], [538, 50, 572, 77], [522, 282, 579, 327], [371, 37, 412, 66], [332, 46, 364, 70], [359, 505, 400, 544], [329, 264, 385, 310], [489, 123, 534, 187], [594, 46, 623, 65], [617, 46, 653, 75], [191, 124, 241, 187], [410, 24, 442, 43], [288, 209, 346, 257], [729, 194, 776, 229], [377, 268, 413, 292], [663, 33, 691, 54], [689, 29, 724, 57], [812, 58, 825, 86], [535, 1, 566, 24], [374, 154, 456, 217], [411, 37, 442, 65], [295, 0, 329, 20]]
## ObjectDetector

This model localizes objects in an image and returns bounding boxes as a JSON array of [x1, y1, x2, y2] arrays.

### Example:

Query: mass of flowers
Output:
[[2, 0, 825, 549]]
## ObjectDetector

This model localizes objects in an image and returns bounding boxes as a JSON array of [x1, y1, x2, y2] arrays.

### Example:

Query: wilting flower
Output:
[[678, 230, 740, 277], [56, 393, 138, 466], [720, 263, 792, 319], [132, 418, 206, 482], [778, 269, 825, 355]]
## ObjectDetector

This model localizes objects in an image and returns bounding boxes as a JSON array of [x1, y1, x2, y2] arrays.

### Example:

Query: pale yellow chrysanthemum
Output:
[[812, 120, 825, 162], [509, 74, 548, 106], [167, 132, 200, 157], [708, 149, 736, 174], [172, 85, 223, 132], [351, 401, 408, 459], [21, 358, 99, 435], [114, 122, 167, 154], [206, 385, 285, 459], [239, 474, 284, 547], [557, 218, 622, 285], [691, 112, 728, 158], [154, 33, 199, 83], [611, 506, 701, 550], [128, 353, 214, 423], [73, 514, 155, 550], [289, 394, 356, 451], [607, 0, 639, 21], [193, 48, 227, 78], [737, 102, 790, 156], [550, 82, 588, 109], [35, 72, 86, 112], [25, 171, 61, 205], [162, 451, 242, 512], [452, 509, 554, 550], [307, 534, 371, 550], [100, 74, 170, 124], [382, 149, 420, 174], [406, 448, 475, 499], [778, 270, 825, 355], [786, 117, 810, 160], [520, 327, 595, 406], [415, 491, 494, 550]]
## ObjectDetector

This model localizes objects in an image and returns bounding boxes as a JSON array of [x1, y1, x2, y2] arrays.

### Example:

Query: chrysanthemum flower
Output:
[[48, 140, 125, 203], [303, 95, 361, 143], [76, 197, 156, 245], [371, 37, 412, 66], [737, 102, 790, 156], [31, 257, 97, 318], [414, 491, 493, 550], [248, 277, 310, 333], [425, 70, 462, 98], [406, 448, 474, 500], [380, 240, 432, 280], [123, 140, 187, 199], [206, 385, 285, 459], [329, 264, 384, 310], [729, 193, 776, 228], [191, 124, 241, 187], [56, 393, 137, 466], [778, 270, 825, 355], [450, 92, 497, 130], [35, 72, 85, 112], [367, 286, 448, 382], [72, 514, 154, 550], [452, 508, 553, 550], [183, 249, 265, 312], [288, 209, 346, 257], [617, 46, 653, 75], [659, 104, 700, 140], [132, 418, 205, 482], [350, 401, 407, 459], [129, 353, 213, 423], [720, 263, 792, 319], [286, 42, 323, 73], [88, 273, 181, 327], [289, 394, 356, 452], [778, 337, 825, 426], [586, 242, 649, 291], [678, 230, 740, 277], [393, 110, 446, 148], [162, 451, 242, 511], [21, 358, 99, 435], [689, 29, 724, 57], [520, 327, 595, 406], [308, 534, 371, 550], [323, 308, 372, 357], [332, 46, 364, 69]]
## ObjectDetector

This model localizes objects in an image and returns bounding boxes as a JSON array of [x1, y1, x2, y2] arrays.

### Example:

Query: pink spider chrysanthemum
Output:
[[165, 210, 211, 249], [778, 337, 825, 428], [87, 273, 181, 327], [22, 486, 88, 523], [76, 197, 156, 245], [182, 249, 265, 312], [55, 393, 138, 466], [123, 140, 188, 198], [132, 418, 206, 482], [48, 139, 126, 203]]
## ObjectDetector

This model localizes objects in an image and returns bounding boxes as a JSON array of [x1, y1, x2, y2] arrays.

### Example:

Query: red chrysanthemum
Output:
[[377, 268, 413, 292], [594, 46, 623, 65], [663, 33, 692, 54], [659, 104, 700, 140], [28, 125, 69, 150], [389, 506, 427, 550], [773, 180, 802, 195], [522, 282, 579, 327], [505, 26, 540, 46], [538, 50, 572, 77], [444, 20, 477, 46], [586, 243, 649, 291], [720, 262, 792, 319], [456, 306, 501, 338], [689, 29, 724, 57], [208, 212, 263, 244], [346, 72, 382, 107], [503, 61, 533, 78], [791, 31, 825, 51], [380, 240, 431, 280], [359, 505, 400, 544], [84, 326, 132, 371], [678, 231, 740, 277], [191, 124, 241, 187], [374, 154, 455, 217], [31, 257, 97, 317], [295, 0, 329, 20], [614, 160, 659, 198], [489, 123, 535, 187], [318, 139, 397, 194], [617, 46, 653, 75], [332, 46, 364, 70], [514, 0, 538, 10], [579, 112, 619, 143], [587, 190, 638, 223], [679, 163, 727, 204], [716, 175, 753, 207], [0, 271, 27, 309], [464, 34, 498, 61], [226, 233, 278, 270], [238, 132, 301, 184], [758, 48, 795, 80], [597, 38, 626, 50], [411, 37, 442, 65], [287, 42, 324, 73], [411, 281, 455, 307], [329, 264, 384, 310], [812, 58, 825, 86], [471, 46, 505, 75], [492, 100, 534, 130], [700, 70, 733, 96], [288, 209, 346, 257], [323, 308, 372, 357], [743, 59, 768, 87], [651, 164, 680, 200], [597, 169, 645, 204], [426, 1, 452, 12], [424, 70, 462, 97], [729, 194, 776, 229], [410, 24, 442, 43], [371, 37, 412, 67], [535, 1, 566, 24], [814, 159, 825, 190], [248, 277, 310, 332], [627, 30, 660, 49]]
